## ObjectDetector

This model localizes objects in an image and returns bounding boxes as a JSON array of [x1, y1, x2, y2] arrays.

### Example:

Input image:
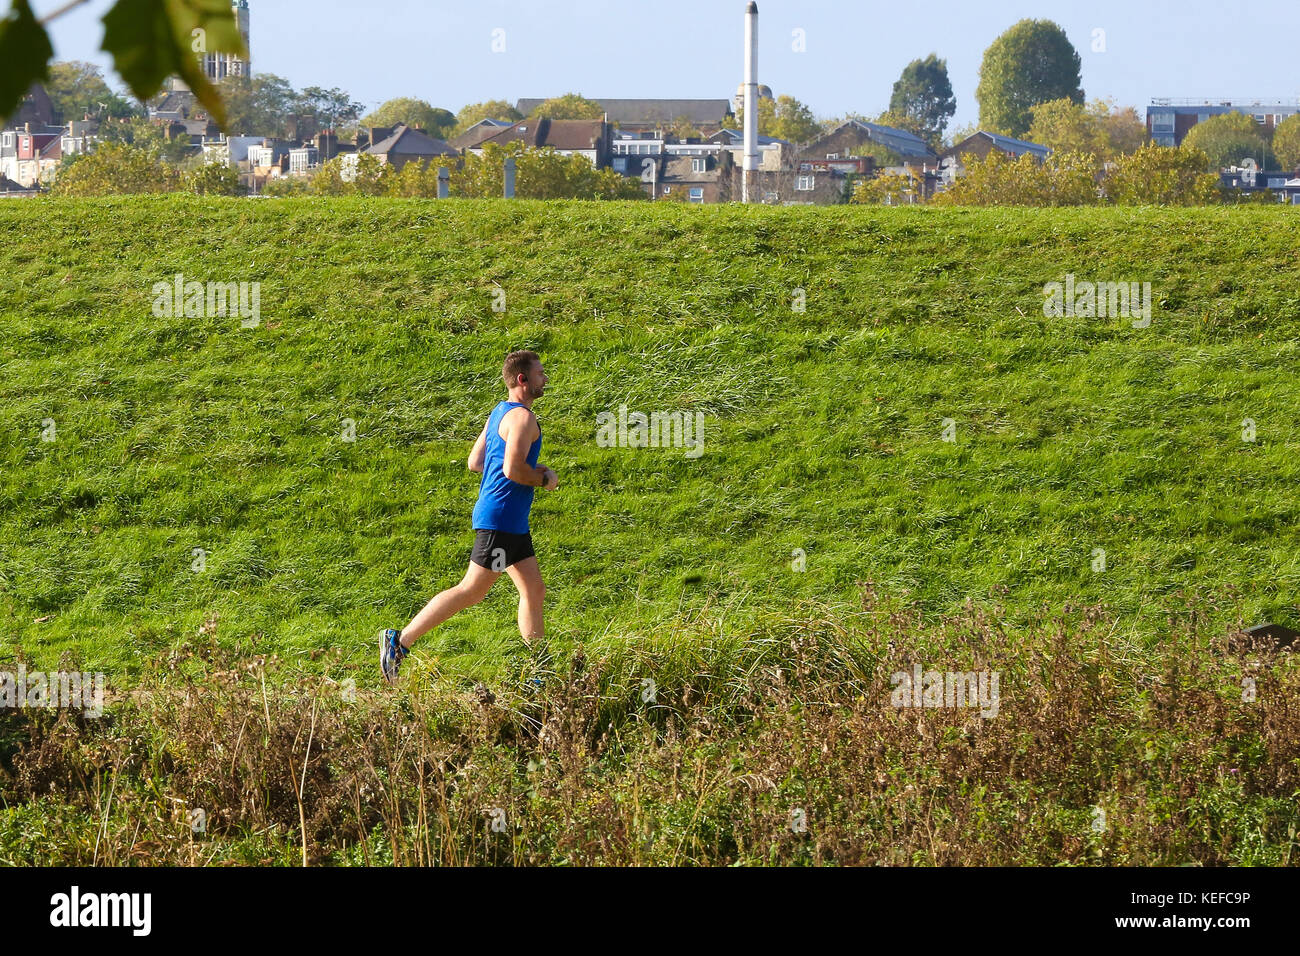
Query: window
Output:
[[796, 174, 815, 191], [691, 157, 706, 172], [1150, 111, 1175, 133], [688, 187, 704, 203], [1197, 113, 1210, 124], [826, 152, 839, 160], [1, 132, 12, 147], [1254, 114, 1266, 124], [1268, 178, 1285, 188], [613, 157, 627, 172]]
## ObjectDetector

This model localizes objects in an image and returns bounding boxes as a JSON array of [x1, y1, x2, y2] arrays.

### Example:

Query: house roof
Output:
[[709, 127, 789, 147], [945, 131, 1051, 160], [846, 121, 934, 159], [2, 83, 58, 128], [148, 89, 198, 118], [447, 119, 513, 151], [516, 98, 731, 127], [367, 124, 457, 158], [475, 118, 605, 151]]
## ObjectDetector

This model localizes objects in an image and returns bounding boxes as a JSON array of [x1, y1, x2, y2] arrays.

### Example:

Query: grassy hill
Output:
[[2, 197, 1296, 676], [1, 197, 1297, 865]]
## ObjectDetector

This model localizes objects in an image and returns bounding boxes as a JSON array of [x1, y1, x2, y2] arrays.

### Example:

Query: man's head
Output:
[[503, 350, 547, 401]]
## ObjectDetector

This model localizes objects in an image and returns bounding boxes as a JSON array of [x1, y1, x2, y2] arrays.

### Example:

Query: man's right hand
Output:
[[542, 468, 559, 491]]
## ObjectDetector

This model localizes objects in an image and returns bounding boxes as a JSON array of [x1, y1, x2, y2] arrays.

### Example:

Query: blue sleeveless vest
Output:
[[471, 401, 542, 534]]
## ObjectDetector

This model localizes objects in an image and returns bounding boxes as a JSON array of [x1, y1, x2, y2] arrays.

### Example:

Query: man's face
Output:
[[521, 361, 548, 398]]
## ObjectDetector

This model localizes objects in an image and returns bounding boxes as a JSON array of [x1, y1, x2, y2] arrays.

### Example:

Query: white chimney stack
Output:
[[743, 1, 759, 203]]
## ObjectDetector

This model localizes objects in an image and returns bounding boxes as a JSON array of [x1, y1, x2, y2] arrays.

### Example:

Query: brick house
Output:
[[801, 120, 937, 171], [11, 126, 62, 187], [653, 151, 735, 202], [938, 131, 1051, 187]]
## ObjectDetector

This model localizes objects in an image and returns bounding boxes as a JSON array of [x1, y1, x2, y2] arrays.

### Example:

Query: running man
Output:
[[379, 350, 558, 683]]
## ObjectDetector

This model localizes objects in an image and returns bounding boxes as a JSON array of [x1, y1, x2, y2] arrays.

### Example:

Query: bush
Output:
[[1105, 143, 1221, 205], [49, 142, 178, 196], [932, 149, 1100, 206], [184, 162, 243, 196]]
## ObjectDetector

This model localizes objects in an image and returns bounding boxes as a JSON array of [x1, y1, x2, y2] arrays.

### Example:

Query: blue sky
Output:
[[30, 0, 1300, 131]]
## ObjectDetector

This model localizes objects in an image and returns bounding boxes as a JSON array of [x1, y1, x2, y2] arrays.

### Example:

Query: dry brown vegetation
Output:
[[2, 586, 1297, 866]]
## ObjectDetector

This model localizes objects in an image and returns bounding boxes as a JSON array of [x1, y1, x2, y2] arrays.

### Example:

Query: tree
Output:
[[384, 156, 456, 197], [852, 170, 920, 205], [1104, 143, 1220, 205], [529, 93, 604, 120], [1273, 113, 1300, 171], [945, 122, 980, 147], [1029, 98, 1146, 162], [45, 60, 138, 122], [49, 141, 176, 196], [731, 94, 819, 143], [185, 161, 242, 196], [98, 115, 192, 164], [772, 95, 822, 144], [889, 54, 956, 148], [362, 97, 454, 137], [262, 176, 309, 196], [461, 142, 642, 200], [729, 96, 776, 136], [305, 142, 644, 201], [297, 86, 363, 130], [216, 73, 300, 137], [1028, 99, 1105, 159], [1182, 112, 1275, 170], [976, 19, 1083, 137], [667, 115, 702, 139], [0, 0, 246, 128], [453, 100, 522, 135], [1092, 99, 1146, 157]]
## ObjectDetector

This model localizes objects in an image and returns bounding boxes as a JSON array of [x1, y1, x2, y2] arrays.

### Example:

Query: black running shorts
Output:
[[470, 529, 535, 571]]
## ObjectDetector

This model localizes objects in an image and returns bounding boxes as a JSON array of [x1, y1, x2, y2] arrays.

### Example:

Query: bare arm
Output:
[[501, 409, 552, 488], [468, 423, 487, 473]]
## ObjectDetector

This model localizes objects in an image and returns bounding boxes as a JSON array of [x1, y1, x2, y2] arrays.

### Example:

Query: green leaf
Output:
[[0, 0, 55, 122], [101, 0, 247, 130]]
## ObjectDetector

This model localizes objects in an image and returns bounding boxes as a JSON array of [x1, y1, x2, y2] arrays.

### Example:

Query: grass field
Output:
[[2, 197, 1297, 674], [1, 197, 1297, 865]]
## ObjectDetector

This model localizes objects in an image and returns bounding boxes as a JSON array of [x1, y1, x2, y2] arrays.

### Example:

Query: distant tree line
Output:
[[266, 142, 645, 201]]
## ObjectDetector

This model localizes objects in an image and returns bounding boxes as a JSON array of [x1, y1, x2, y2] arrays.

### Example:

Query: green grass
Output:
[[1, 196, 1297, 682]]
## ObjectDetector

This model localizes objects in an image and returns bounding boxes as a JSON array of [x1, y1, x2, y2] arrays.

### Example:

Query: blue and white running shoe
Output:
[[378, 628, 408, 684]]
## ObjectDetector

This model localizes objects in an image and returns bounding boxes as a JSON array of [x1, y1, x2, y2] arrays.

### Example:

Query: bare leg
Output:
[[400, 563, 500, 648], [505, 556, 545, 645]]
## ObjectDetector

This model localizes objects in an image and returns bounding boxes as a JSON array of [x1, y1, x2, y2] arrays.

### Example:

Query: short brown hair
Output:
[[502, 350, 540, 388]]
